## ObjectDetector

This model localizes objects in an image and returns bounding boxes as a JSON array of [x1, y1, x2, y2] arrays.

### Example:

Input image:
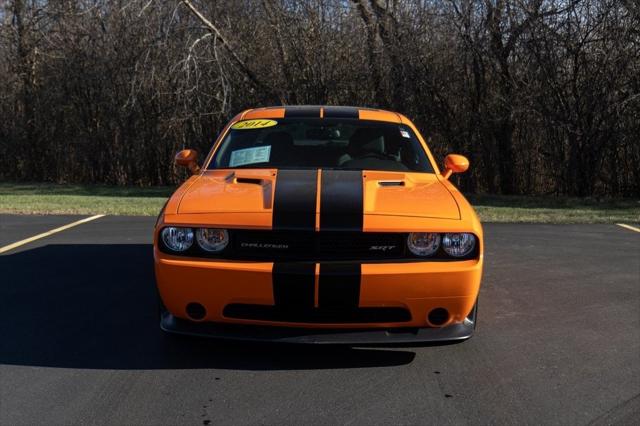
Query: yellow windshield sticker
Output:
[[232, 119, 278, 130]]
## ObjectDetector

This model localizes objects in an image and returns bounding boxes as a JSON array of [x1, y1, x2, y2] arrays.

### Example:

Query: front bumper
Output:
[[160, 310, 476, 344], [155, 250, 483, 333]]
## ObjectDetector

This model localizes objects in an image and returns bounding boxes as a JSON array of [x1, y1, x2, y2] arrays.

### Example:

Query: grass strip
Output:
[[1, 183, 638, 223]]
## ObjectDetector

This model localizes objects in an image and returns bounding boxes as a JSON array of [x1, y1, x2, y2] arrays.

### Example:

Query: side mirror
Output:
[[175, 149, 201, 175], [443, 154, 469, 179]]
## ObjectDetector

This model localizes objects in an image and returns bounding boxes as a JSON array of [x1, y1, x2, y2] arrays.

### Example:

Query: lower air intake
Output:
[[223, 304, 411, 323]]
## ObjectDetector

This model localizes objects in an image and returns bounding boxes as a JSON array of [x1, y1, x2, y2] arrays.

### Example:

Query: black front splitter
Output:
[[160, 312, 475, 345]]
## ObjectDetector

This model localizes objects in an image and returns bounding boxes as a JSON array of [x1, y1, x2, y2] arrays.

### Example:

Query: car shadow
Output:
[[0, 244, 416, 370]]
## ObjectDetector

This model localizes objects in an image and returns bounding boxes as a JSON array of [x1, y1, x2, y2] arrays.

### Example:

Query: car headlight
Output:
[[442, 233, 476, 257], [407, 232, 441, 256], [161, 227, 194, 252], [196, 228, 229, 252]]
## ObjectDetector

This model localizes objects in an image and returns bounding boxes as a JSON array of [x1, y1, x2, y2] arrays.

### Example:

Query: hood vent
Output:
[[225, 172, 265, 186], [235, 177, 264, 185], [378, 180, 405, 187]]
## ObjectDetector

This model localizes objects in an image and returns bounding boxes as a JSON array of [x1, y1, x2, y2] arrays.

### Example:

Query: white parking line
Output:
[[616, 223, 640, 233], [0, 215, 105, 254]]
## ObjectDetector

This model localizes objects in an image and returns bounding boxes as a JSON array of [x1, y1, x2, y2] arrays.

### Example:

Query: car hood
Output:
[[177, 169, 460, 220]]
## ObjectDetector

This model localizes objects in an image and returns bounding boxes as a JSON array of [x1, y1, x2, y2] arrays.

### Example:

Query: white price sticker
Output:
[[229, 146, 272, 167]]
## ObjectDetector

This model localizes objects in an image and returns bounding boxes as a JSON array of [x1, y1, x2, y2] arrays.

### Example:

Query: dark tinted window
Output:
[[208, 118, 434, 172]]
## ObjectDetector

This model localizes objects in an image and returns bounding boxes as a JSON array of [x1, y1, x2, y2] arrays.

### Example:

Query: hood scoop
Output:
[[225, 171, 273, 208], [178, 170, 276, 213], [225, 171, 268, 186], [363, 171, 460, 219], [377, 180, 405, 187], [236, 177, 264, 185]]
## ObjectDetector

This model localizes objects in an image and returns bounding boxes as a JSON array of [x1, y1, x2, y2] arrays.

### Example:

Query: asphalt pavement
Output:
[[0, 215, 638, 425]]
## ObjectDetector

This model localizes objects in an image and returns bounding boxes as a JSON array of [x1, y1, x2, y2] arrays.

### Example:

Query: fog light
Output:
[[427, 308, 449, 326], [186, 302, 206, 320]]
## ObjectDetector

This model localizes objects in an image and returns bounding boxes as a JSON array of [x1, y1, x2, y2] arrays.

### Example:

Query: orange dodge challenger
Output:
[[154, 106, 483, 344]]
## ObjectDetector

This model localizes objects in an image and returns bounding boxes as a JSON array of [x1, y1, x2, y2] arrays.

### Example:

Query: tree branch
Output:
[[180, 0, 280, 102]]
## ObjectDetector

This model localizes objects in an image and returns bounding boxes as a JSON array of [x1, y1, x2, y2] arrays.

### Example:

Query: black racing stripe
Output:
[[318, 263, 361, 309], [272, 262, 316, 310], [272, 169, 317, 231], [284, 106, 322, 118], [323, 106, 359, 119], [320, 170, 363, 231]]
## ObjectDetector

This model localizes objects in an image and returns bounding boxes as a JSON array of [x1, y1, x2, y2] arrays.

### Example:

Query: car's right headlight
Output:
[[161, 227, 194, 252], [407, 232, 441, 256]]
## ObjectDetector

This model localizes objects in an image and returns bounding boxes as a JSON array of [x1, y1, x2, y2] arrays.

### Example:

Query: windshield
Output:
[[208, 118, 434, 172]]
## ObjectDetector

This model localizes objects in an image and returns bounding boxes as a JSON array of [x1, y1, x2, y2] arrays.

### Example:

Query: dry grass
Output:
[[469, 195, 640, 224], [0, 183, 173, 216]]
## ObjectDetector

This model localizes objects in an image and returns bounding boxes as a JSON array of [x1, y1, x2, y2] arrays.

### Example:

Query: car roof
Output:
[[239, 105, 406, 124]]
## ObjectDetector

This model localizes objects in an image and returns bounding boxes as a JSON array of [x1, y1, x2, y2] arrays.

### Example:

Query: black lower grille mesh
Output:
[[223, 304, 412, 323]]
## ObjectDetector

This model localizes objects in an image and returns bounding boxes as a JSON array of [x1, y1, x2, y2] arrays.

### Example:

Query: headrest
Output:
[[348, 128, 385, 156]]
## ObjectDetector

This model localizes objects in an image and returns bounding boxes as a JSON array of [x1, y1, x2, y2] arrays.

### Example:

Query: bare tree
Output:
[[0, 0, 637, 196]]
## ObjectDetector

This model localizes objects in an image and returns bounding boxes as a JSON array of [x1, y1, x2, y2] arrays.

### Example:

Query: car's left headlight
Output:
[[161, 227, 194, 252], [442, 233, 476, 258], [196, 228, 229, 252]]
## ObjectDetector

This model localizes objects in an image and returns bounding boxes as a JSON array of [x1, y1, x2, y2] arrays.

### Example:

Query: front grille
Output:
[[223, 304, 412, 323], [231, 230, 405, 261], [158, 227, 480, 262]]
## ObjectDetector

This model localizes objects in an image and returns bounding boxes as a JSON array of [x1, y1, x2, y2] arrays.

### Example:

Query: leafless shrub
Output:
[[0, 0, 637, 195]]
